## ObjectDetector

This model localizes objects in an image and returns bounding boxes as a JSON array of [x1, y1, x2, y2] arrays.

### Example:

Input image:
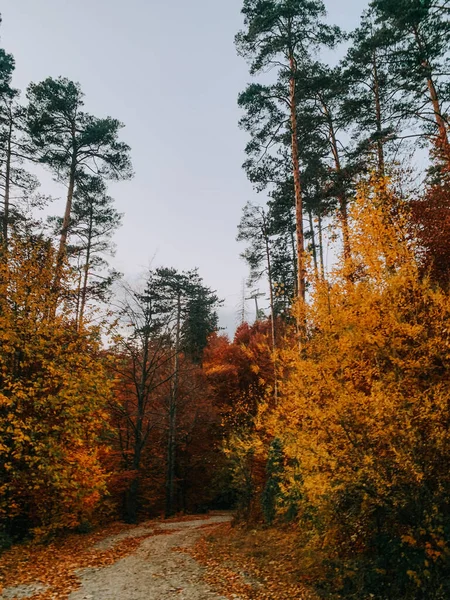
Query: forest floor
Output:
[[0, 513, 314, 600]]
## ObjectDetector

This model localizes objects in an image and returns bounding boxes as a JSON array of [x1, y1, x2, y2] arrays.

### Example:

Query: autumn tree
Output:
[[205, 322, 277, 432], [236, 0, 341, 300], [342, 8, 401, 175], [110, 267, 220, 522], [411, 141, 450, 288], [25, 77, 132, 277], [371, 0, 450, 148], [48, 174, 122, 328], [0, 234, 110, 539], [204, 320, 281, 518], [241, 177, 450, 597]]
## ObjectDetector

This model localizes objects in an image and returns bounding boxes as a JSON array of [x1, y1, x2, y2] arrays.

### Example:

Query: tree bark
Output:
[[319, 96, 351, 265], [289, 54, 306, 302], [2, 118, 12, 252], [166, 292, 181, 517], [318, 212, 325, 281], [412, 26, 449, 149], [426, 74, 449, 149], [308, 208, 319, 280], [372, 48, 386, 175], [54, 138, 77, 291], [78, 202, 94, 330], [262, 213, 277, 403]]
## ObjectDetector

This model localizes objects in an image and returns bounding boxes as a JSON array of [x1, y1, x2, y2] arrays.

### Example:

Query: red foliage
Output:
[[411, 143, 450, 288], [204, 321, 275, 430], [105, 350, 223, 518]]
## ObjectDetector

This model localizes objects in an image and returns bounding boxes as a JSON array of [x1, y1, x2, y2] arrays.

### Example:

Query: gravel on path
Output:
[[68, 514, 232, 600]]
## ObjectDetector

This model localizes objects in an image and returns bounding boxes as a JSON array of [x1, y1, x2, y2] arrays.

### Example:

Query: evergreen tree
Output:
[[48, 175, 122, 328], [237, 201, 277, 343], [0, 40, 41, 251], [25, 77, 132, 275], [236, 0, 341, 301], [262, 438, 284, 525], [342, 8, 401, 174], [371, 0, 450, 148]]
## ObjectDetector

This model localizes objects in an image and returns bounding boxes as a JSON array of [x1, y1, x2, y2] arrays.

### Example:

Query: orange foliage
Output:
[[229, 178, 450, 597], [0, 520, 158, 598], [106, 348, 222, 518], [204, 321, 276, 430], [0, 236, 110, 538]]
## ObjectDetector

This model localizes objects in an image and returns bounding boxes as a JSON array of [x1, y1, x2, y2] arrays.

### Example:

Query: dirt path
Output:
[[67, 514, 231, 600]]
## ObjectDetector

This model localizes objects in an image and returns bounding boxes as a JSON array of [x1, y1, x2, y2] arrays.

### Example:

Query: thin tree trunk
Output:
[[74, 266, 83, 326], [308, 208, 319, 280], [372, 48, 385, 175], [166, 292, 181, 518], [412, 26, 449, 149], [290, 229, 297, 296], [78, 203, 94, 330], [59, 157, 77, 256], [289, 54, 305, 302], [426, 74, 449, 148], [318, 212, 325, 281], [125, 336, 149, 523], [2, 119, 12, 252], [262, 216, 277, 403], [54, 148, 77, 292], [320, 96, 351, 264]]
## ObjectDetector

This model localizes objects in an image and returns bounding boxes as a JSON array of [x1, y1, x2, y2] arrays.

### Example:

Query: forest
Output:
[[1, 0, 450, 598]]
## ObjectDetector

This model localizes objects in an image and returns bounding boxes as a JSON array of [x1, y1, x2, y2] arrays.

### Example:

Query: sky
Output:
[[1, 0, 365, 334]]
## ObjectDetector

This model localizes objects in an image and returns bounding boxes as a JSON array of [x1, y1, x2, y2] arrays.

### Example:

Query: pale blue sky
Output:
[[1, 0, 366, 332]]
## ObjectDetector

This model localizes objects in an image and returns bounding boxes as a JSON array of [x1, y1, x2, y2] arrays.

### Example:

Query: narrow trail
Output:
[[68, 514, 231, 600]]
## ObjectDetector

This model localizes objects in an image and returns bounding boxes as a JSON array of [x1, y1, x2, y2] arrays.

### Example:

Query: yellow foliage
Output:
[[0, 236, 111, 537], [246, 178, 450, 597]]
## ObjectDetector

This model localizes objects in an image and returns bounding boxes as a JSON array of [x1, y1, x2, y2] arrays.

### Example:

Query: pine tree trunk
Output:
[[2, 119, 12, 252], [290, 230, 297, 295], [320, 97, 351, 264], [263, 218, 277, 403], [54, 148, 77, 290], [308, 208, 319, 280], [78, 203, 94, 330], [426, 75, 449, 149], [166, 292, 181, 517], [289, 54, 306, 302], [412, 26, 449, 149], [372, 48, 385, 175], [318, 212, 325, 281]]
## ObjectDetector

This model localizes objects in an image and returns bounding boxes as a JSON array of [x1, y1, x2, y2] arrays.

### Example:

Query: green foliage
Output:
[[224, 432, 264, 521], [146, 267, 221, 364], [371, 0, 450, 140], [26, 77, 133, 182], [341, 7, 400, 171], [261, 438, 284, 525], [236, 0, 341, 74]]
